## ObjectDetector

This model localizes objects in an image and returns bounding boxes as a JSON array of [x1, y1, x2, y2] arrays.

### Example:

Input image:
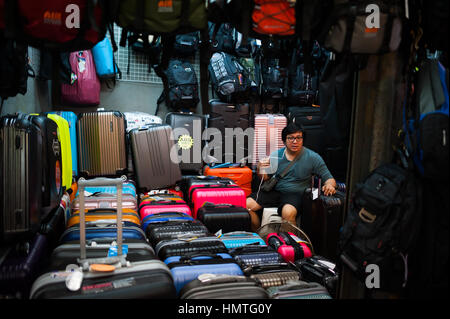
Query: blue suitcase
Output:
[[165, 253, 244, 294], [49, 111, 78, 177], [219, 232, 266, 249], [59, 224, 147, 243], [141, 212, 194, 232]]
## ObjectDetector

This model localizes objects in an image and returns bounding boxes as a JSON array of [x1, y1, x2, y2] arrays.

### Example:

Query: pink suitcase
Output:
[[139, 194, 192, 221], [252, 114, 287, 168], [189, 184, 246, 219]]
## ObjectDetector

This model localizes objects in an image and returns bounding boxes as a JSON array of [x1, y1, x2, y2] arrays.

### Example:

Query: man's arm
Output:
[[312, 152, 337, 196], [322, 178, 337, 196]]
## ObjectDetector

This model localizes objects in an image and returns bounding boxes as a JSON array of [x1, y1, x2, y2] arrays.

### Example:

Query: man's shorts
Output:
[[248, 189, 302, 217]]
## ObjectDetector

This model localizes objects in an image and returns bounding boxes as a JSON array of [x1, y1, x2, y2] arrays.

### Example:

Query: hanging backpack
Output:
[[404, 59, 449, 181], [60, 50, 100, 106], [208, 51, 252, 102], [209, 22, 235, 54], [157, 59, 199, 114], [261, 57, 287, 100], [339, 163, 423, 291], [173, 31, 200, 57]]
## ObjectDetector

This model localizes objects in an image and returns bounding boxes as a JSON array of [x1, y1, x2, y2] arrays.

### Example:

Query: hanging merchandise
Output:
[[91, 36, 121, 82]]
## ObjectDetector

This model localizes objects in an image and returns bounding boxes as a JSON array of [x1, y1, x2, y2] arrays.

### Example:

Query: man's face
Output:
[[285, 131, 304, 153]]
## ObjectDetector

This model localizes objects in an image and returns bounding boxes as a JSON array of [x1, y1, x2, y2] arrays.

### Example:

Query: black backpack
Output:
[[173, 32, 200, 57], [157, 59, 199, 114], [261, 57, 287, 99], [339, 163, 423, 291], [209, 22, 235, 54]]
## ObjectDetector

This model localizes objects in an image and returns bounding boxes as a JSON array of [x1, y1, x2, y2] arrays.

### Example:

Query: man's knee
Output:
[[246, 197, 261, 211], [281, 204, 297, 220]]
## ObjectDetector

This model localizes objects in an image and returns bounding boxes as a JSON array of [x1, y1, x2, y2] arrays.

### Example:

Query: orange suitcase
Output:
[[67, 208, 141, 228], [204, 166, 253, 197]]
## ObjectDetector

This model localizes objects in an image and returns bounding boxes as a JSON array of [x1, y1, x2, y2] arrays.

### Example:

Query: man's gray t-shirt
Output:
[[267, 147, 334, 197]]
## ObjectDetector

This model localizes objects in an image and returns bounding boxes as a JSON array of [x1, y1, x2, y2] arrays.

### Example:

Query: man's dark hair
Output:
[[282, 122, 306, 143]]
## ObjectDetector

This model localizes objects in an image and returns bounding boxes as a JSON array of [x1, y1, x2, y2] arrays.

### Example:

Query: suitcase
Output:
[[204, 166, 253, 197], [196, 203, 251, 233], [229, 245, 284, 269], [74, 178, 137, 197], [180, 175, 236, 203], [300, 185, 345, 262], [71, 193, 138, 211], [155, 235, 228, 261], [0, 233, 50, 298], [30, 177, 176, 299], [219, 231, 266, 249], [146, 220, 210, 248], [208, 99, 251, 164], [129, 125, 182, 192], [266, 280, 332, 299], [189, 184, 246, 218], [49, 111, 79, 177], [66, 208, 141, 229], [246, 263, 302, 289], [287, 106, 326, 156], [165, 112, 206, 173], [252, 114, 287, 168], [266, 232, 313, 263], [141, 212, 194, 234], [295, 255, 339, 298], [165, 253, 244, 294], [1, 114, 62, 243], [59, 223, 147, 243], [179, 274, 270, 299], [77, 111, 127, 178], [139, 193, 192, 220]]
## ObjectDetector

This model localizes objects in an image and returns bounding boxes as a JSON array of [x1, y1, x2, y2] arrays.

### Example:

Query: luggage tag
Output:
[[65, 264, 84, 292], [107, 242, 129, 257]]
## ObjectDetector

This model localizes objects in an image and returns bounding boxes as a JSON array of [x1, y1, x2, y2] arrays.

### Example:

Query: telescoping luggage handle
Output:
[[77, 176, 126, 268]]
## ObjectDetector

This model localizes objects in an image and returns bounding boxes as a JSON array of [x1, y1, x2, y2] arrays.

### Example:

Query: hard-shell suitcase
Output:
[[59, 223, 147, 243], [130, 125, 182, 192], [208, 99, 251, 164], [71, 193, 138, 211], [266, 232, 313, 263], [1, 114, 62, 243], [0, 233, 50, 298], [49, 111, 78, 177], [74, 178, 137, 197], [139, 193, 192, 220], [66, 208, 141, 229], [287, 106, 326, 156], [219, 231, 266, 249], [189, 184, 246, 218], [295, 255, 339, 298], [145, 220, 210, 248], [77, 111, 127, 178], [155, 235, 228, 261], [180, 175, 236, 203], [301, 185, 345, 262], [141, 212, 194, 234], [165, 112, 206, 173], [196, 203, 251, 233], [30, 177, 176, 299], [229, 245, 284, 269], [252, 114, 287, 168], [246, 263, 302, 289], [179, 274, 270, 299], [165, 253, 244, 294], [204, 166, 253, 197], [267, 280, 332, 299]]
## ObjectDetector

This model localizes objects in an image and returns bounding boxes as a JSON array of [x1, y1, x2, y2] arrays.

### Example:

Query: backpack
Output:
[[208, 52, 252, 102], [339, 163, 423, 291], [173, 32, 199, 57], [209, 22, 235, 54], [91, 35, 121, 81], [404, 59, 449, 181], [261, 57, 287, 100], [252, 0, 297, 37], [157, 59, 199, 114]]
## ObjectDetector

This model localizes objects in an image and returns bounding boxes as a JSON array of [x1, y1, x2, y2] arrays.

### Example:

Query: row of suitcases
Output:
[[25, 177, 339, 299]]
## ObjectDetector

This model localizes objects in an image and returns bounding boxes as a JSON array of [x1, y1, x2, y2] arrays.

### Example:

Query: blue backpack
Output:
[[92, 36, 121, 81], [404, 59, 449, 181]]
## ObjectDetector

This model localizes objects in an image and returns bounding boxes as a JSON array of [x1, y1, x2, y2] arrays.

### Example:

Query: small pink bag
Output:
[[61, 50, 100, 106]]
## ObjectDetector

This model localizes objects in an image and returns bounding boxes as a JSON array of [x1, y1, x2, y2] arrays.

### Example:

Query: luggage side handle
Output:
[[77, 176, 126, 269]]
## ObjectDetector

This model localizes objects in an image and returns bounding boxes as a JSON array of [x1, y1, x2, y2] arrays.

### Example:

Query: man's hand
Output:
[[322, 179, 337, 196]]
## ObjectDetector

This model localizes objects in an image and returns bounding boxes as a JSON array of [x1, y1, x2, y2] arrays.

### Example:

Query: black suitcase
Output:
[[287, 106, 326, 156], [155, 236, 228, 261], [1, 113, 62, 243], [229, 245, 284, 269], [165, 112, 206, 173], [145, 220, 210, 248], [196, 203, 251, 233], [179, 274, 270, 299], [29, 177, 176, 299], [267, 280, 332, 299], [208, 99, 251, 164], [246, 263, 302, 289], [300, 181, 345, 262]]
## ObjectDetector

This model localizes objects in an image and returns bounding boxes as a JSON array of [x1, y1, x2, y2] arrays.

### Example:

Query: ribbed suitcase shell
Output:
[[267, 280, 332, 299], [141, 212, 194, 233], [229, 245, 283, 268], [208, 100, 250, 163], [165, 112, 206, 173], [204, 166, 253, 197], [249, 266, 301, 289], [71, 193, 138, 211], [77, 111, 127, 177], [180, 275, 269, 299], [165, 253, 244, 294], [66, 209, 141, 228], [155, 236, 228, 260], [252, 114, 287, 167], [139, 194, 192, 220], [196, 203, 251, 233], [219, 232, 266, 249], [130, 125, 182, 192], [146, 220, 210, 248], [189, 185, 246, 218], [180, 175, 236, 203], [59, 224, 147, 243]]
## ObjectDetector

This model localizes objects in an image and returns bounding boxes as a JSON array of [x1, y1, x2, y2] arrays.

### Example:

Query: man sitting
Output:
[[247, 122, 337, 232]]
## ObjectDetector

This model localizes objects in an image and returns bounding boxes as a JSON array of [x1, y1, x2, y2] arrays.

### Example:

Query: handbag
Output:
[[260, 148, 304, 192]]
